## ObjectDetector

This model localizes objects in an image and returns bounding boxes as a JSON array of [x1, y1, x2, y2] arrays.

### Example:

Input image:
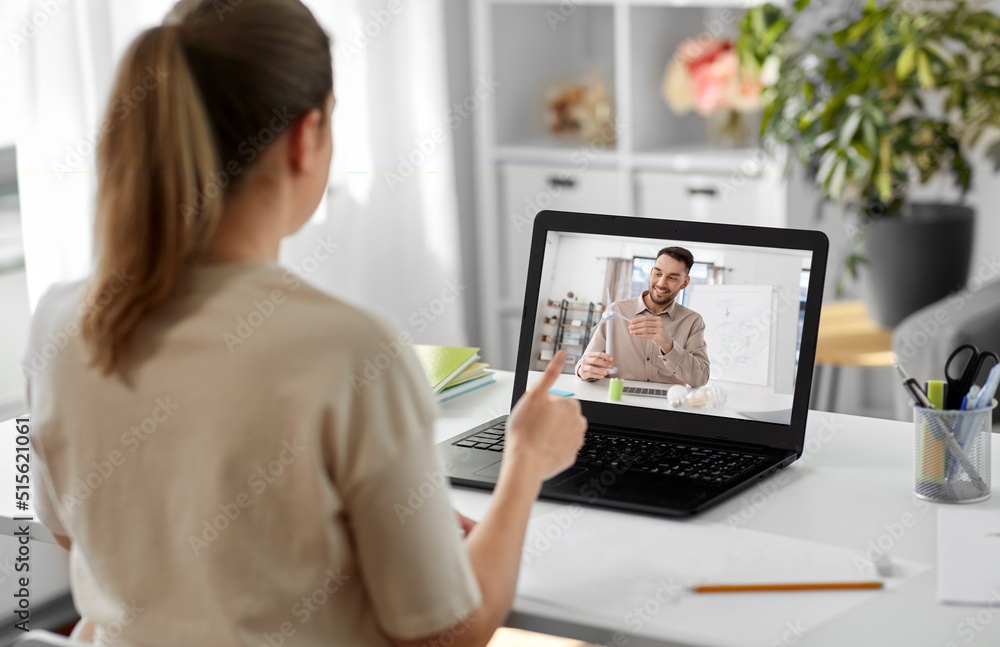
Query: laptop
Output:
[[437, 211, 828, 517]]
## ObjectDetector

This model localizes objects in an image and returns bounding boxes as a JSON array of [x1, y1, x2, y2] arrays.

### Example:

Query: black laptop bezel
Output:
[[511, 211, 829, 457]]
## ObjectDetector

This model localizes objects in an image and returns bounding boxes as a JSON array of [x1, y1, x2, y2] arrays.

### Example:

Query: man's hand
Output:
[[578, 351, 614, 380], [629, 316, 674, 354]]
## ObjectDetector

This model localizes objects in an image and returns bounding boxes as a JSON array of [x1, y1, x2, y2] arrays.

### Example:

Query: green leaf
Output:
[[846, 19, 871, 44], [896, 45, 917, 79], [839, 109, 864, 148], [917, 50, 935, 88], [877, 137, 894, 200], [794, 0, 811, 11], [761, 17, 789, 51], [815, 149, 839, 187], [876, 167, 893, 200], [750, 8, 764, 37], [862, 118, 878, 154], [952, 153, 972, 194], [924, 41, 955, 67], [829, 158, 848, 199]]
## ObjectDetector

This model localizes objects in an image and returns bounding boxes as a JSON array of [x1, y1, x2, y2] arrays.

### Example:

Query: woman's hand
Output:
[[505, 351, 587, 482], [455, 510, 477, 537]]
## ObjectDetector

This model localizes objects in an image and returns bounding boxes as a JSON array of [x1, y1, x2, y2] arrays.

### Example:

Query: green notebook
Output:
[[412, 345, 480, 394], [445, 362, 490, 388]]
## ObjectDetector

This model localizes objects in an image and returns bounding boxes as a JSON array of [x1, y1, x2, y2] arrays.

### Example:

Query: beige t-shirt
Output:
[[23, 259, 481, 646]]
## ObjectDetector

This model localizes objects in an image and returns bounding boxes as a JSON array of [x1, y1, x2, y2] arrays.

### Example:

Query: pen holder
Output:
[[913, 400, 996, 504]]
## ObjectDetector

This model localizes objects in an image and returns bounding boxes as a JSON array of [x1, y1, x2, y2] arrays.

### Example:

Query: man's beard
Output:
[[650, 285, 674, 305]]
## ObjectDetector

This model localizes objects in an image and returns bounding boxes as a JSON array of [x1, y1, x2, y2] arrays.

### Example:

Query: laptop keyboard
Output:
[[453, 423, 769, 484], [453, 424, 507, 452], [622, 386, 671, 397]]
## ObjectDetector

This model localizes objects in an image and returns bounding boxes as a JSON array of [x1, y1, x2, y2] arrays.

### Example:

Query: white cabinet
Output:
[[500, 163, 626, 302], [471, 0, 802, 371], [636, 167, 785, 228]]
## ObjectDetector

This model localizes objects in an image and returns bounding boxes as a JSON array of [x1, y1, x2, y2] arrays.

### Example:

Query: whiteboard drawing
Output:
[[687, 285, 774, 386]]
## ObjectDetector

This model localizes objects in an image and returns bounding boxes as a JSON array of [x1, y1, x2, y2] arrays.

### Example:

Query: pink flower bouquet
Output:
[[663, 37, 762, 117]]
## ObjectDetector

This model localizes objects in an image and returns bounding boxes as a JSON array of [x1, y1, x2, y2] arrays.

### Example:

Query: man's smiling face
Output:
[[649, 254, 691, 307]]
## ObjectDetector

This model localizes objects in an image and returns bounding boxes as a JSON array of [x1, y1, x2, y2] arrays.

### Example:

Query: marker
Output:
[[971, 365, 1000, 410], [916, 380, 946, 484], [961, 385, 979, 411]]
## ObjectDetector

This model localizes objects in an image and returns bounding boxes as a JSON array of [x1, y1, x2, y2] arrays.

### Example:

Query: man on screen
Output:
[[576, 246, 710, 387]]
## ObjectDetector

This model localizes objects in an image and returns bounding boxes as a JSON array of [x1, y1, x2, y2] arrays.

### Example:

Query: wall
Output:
[[443, 0, 482, 350]]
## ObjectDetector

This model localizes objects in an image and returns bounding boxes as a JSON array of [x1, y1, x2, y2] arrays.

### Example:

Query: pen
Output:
[[894, 365, 945, 483], [691, 582, 883, 593], [894, 364, 934, 409], [971, 365, 1000, 410]]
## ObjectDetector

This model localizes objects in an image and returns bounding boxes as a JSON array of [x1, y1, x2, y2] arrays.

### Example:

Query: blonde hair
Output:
[[81, 0, 332, 378]]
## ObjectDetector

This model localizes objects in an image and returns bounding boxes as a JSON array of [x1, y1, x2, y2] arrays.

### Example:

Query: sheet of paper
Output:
[[517, 505, 929, 647], [937, 508, 1000, 605]]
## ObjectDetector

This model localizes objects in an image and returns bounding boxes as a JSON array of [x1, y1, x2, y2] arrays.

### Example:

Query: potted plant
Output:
[[738, 0, 1000, 326]]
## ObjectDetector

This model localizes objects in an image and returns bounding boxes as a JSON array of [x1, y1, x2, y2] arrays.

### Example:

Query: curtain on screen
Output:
[[604, 258, 632, 304]]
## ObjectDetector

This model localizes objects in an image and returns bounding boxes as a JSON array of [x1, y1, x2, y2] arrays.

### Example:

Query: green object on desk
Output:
[[918, 380, 946, 484], [609, 378, 623, 401]]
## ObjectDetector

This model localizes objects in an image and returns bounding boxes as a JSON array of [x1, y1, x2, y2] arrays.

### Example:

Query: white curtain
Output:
[[604, 258, 632, 303], [15, 0, 469, 346]]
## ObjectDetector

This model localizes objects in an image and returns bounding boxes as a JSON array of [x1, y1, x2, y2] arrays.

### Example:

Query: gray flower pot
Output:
[[860, 203, 975, 328]]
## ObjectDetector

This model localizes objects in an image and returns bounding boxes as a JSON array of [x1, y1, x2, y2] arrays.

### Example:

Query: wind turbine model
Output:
[[590, 289, 631, 376]]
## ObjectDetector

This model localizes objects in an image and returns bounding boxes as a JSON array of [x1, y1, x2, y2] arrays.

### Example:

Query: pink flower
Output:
[[663, 37, 762, 116]]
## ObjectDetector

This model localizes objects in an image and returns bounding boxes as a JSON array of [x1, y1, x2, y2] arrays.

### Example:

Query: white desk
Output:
[[6, 373, 1000, 645], [525, 371, 794, 423], [437, 371, 1000, 647]]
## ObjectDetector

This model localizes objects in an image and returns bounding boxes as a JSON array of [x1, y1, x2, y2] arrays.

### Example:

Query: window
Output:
[[0, 145, 30, 419]]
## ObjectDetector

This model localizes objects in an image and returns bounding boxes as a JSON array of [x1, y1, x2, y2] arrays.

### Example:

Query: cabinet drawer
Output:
[[499, 163, 625, 300], [635, 171, 784, 228]]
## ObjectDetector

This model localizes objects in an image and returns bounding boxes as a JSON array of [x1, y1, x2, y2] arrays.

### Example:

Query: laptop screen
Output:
[[523, 228, 816, 427]]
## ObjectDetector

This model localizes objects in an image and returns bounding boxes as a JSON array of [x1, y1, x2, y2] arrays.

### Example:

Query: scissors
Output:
[[945, 344, 1000, 409]]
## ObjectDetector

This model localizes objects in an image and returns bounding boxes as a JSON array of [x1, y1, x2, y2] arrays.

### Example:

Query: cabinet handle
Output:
[[687, 186, 717, 197], [547, 176, 577, 189]]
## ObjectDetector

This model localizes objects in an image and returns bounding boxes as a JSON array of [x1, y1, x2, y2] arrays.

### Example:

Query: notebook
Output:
[[412, 345, 480, 394], [937, 508, 1000, 605]]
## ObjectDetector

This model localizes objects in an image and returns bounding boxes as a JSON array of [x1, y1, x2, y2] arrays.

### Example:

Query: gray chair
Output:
[[12, 631, 85, 646], [893, 278, 1000, 426]]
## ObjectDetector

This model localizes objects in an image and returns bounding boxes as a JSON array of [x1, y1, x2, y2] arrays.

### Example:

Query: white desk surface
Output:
[[6, 372, 1000, 646], [437, 371, 1000, 647], [526, 371, 794, 422]]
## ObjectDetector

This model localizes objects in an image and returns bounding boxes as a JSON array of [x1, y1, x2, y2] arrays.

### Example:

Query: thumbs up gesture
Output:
[[505, 351, 588, 481]]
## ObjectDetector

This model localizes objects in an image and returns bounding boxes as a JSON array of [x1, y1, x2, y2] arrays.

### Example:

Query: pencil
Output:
[[691, 582, 883, 593]]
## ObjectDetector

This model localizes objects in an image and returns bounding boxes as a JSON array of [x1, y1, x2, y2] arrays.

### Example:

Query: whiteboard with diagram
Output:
[[686, 284, 775, 386]]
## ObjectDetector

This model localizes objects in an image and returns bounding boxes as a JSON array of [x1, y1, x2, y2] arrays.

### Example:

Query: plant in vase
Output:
[[663, 36, 766, 147], [739, 0, 1000, 326]]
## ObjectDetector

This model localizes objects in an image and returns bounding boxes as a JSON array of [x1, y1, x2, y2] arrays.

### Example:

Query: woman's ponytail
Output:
[[80, 0, 332, 378]]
